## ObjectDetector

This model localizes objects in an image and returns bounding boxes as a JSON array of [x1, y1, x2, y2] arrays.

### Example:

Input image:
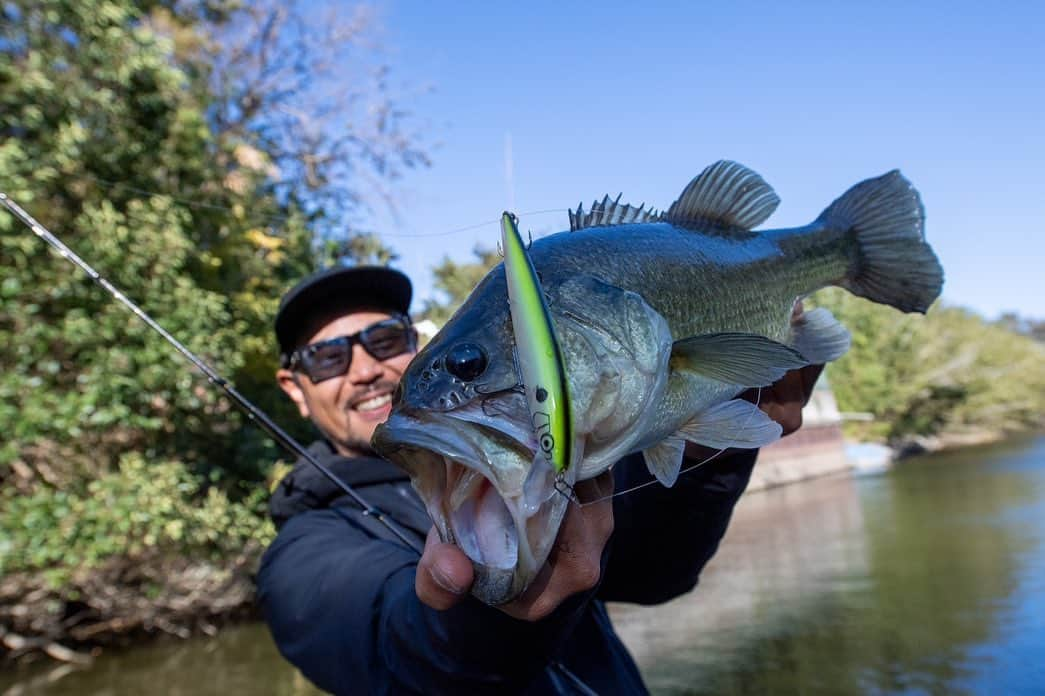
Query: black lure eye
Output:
[[540, 433, 555, 453], [444, 343, 487, 382]]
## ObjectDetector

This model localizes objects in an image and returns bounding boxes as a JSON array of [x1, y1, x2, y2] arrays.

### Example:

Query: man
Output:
[[258, 265, 821, 695]]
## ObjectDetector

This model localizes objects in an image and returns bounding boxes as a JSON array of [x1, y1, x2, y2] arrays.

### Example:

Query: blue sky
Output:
[[366, 1, 1044, 320]]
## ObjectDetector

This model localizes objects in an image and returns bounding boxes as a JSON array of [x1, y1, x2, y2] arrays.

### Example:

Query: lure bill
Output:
[[499, 212, 578, 513]]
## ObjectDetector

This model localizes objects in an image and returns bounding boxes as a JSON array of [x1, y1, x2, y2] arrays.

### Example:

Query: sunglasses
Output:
[[285, 315, 418, 384]]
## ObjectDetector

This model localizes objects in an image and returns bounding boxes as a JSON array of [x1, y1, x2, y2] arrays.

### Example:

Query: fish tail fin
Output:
[[818, 171, 943, 313]]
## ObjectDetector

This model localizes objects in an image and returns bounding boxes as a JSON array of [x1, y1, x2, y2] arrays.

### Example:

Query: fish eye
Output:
[[444, 343, 487, 382]]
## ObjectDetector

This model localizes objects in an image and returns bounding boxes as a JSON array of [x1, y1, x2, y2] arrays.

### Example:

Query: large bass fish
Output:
[[372, 160, 944, 605]]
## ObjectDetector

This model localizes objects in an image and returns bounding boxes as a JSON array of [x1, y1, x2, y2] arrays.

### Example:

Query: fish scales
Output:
[[529, 221, 841, 342], [373, 160, 943, 605]]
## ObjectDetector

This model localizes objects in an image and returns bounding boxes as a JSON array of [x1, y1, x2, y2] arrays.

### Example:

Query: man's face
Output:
[[277, 311, 416, 457]]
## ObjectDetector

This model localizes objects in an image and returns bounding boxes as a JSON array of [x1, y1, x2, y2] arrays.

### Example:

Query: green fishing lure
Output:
[[500, 212, 576, 508]]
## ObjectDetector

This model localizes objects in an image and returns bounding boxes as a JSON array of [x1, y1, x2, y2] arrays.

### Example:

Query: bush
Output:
[[811, 289, 1045, 443], [0, 453, 274, 585]]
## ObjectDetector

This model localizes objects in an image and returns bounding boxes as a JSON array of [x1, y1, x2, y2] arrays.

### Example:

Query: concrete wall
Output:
[[747, 376, 853, 492]]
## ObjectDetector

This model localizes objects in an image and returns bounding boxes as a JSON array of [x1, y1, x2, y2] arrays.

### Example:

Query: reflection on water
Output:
[[0, 623, 322, 696], [3, 435, 1043, 695], [611, 434, 1045, 695]]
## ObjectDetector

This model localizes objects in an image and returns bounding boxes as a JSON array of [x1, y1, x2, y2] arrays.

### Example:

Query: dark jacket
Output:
[[257, 441, 758, 695]]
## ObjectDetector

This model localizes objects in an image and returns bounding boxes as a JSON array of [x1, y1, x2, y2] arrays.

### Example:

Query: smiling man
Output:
[[273, 266, 416, 455], [258, 264, 823, 695]]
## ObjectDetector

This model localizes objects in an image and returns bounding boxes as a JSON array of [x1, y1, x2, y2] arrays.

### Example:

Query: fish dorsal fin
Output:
[[665, 160, 780, 232], [569, 194, 662, 231]]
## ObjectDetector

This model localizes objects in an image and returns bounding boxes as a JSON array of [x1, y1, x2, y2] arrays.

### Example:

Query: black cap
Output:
[[275, 265, 412, 358]]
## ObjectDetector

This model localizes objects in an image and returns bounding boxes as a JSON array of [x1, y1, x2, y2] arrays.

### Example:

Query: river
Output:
[[3, 435, 1043, 695]]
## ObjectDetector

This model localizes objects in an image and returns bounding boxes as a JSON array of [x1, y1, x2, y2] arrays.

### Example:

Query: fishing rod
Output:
[[0, 192, 424, 554]]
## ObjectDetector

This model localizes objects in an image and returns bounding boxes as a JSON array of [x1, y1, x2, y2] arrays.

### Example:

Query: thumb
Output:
[[416, 528, 474, 610]]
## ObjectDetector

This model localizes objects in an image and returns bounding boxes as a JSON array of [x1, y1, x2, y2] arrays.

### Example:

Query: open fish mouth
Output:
[[372, 404, 570, 604], [404, 445, 521, 571]]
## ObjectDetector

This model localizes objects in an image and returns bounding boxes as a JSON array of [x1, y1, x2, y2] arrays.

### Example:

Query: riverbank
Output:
[[749, 422, 1018, 493], [1, 548, 261, 667], [6, 434, 1042, 695], [0, 428, 1028, 669], [894, 429, 1009, 457], [607, 433, 1045, 695]]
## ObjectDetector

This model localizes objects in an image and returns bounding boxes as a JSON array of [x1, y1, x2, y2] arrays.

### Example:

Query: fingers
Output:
[[745, 362, 825, 437], [573, 469, 615, 507], [790, 300, 805, 323], [761, 369, 807, 435], [497, 562, 558, 621], [788, 301, 824, 405], [416, 527, 474, 611], [742, 304, 825, 437], [768, 382, 805, 436], [416, 472, 616, 621], [498, 471, 614, 622], [797, 363, 825, 407]]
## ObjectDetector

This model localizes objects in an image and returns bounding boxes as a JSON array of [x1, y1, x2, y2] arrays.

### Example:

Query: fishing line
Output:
[[57, 173, 574, 240], [85, 174, 290, 219], [385, 209, 567, 239], [5, 184, 772, 535], [576, 387, 764, 507], [0, 191, 425, 555]]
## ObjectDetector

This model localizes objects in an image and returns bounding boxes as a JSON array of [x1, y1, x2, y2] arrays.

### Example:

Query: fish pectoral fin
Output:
[[665, 161, 780, 233], [643, 437, 687, 487], [677, 399, 782, 450], [671, 333, 808, 387], [790, 307, 851, 364]]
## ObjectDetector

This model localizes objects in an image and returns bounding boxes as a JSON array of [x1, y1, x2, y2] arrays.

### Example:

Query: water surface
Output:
[[611, 434, 1045, 695], [3, 435, 1043, 695]]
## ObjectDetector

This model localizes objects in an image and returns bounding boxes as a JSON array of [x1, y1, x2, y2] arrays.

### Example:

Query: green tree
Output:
[[2, 0, 299, 489], [0, 0, 427, 586], [418, 245, 501, 326], [810, 290, 1045, 443]]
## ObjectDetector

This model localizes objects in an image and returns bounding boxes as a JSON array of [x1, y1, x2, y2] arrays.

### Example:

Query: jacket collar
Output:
[[268, 440, 410, 528]]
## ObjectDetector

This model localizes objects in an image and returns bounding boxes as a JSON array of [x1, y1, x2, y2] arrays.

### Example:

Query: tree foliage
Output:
[[810, 290, 1045, 443], [0, 0, 426, 582], [0, 453, 273, 584], [418, 244, 501, 326]]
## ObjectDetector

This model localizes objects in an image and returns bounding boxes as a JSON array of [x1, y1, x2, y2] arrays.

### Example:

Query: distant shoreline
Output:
[[3, 428, 1040, 669]]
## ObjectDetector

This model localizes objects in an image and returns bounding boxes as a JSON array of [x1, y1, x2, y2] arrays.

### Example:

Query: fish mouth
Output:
[[372, 403, 570, 604]]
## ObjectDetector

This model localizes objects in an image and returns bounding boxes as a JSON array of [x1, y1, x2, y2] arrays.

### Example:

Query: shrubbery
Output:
[[0, 1, 424, 619], [812, 289, 1045, 443], [0, 454, 273, 585]]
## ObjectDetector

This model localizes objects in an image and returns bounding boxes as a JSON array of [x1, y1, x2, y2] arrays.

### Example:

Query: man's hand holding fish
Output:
[[415, 351, 821, 621], [375, 160, 941, 607], [417, 470, 615, 621], [262, 159, 941, 694]]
